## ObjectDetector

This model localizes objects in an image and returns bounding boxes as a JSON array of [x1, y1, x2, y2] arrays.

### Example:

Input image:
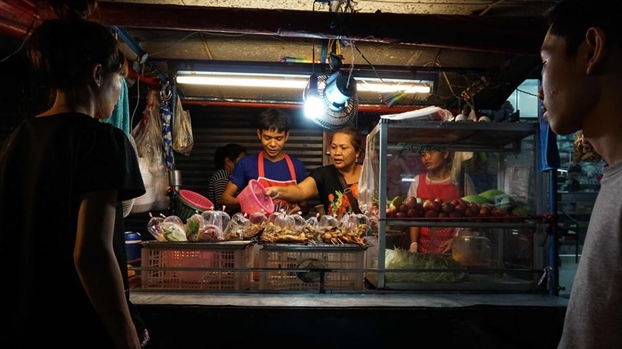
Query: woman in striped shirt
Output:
[[208, 143, 246, 212]]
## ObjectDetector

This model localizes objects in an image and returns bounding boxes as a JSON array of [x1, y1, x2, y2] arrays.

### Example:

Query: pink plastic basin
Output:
[[238, 179, 275, 214]]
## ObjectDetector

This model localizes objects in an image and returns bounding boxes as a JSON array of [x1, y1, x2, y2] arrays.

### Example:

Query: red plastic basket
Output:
[[175, 190, 214, 221]]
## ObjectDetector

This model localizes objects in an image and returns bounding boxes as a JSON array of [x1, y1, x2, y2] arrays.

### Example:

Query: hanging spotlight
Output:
[[302, 73, 359, 130], [303, 74, 325, 119], [324, 71, 357, 111]]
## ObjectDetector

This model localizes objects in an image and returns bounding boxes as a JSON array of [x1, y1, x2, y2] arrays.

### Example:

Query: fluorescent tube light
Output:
[[176, 72, 432, 94], [357, 81, 431, 94], [175, 75, 307, 89]]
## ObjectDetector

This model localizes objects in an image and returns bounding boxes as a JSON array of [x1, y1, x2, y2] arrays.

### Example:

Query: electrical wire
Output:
[[346, 43, 355, 89], [148, 31, 200, 57], [0, 12, 38, 64], [351, 43, 383, 81], [311, 1, 316, 72], [130, 64, 144, 128]]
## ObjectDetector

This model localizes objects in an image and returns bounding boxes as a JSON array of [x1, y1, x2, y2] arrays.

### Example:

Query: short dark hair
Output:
[[545, 0, 620, 56], [257, 108, 291, 133], [214, 143, 246, 169], [27, 0, 123, 90]]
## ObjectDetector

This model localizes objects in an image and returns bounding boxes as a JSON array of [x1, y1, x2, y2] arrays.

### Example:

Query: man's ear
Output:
[[585, 27, 606, 75], [284, 131, 290, 142], [256, 129, 262, 140]]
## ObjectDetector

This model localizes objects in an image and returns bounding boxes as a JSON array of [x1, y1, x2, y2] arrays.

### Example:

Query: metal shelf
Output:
[[379, 120, 538, 152], [381, 219, 537, 229]]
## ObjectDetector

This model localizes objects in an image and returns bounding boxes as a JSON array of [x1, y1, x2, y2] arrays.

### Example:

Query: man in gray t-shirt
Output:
[[539, 1, 622, 347]]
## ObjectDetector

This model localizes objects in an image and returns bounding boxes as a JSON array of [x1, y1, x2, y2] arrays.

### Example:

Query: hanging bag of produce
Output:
[[131, 89, 169, 213], [172, 95, 194, 156], [357, 132, 377, 215]]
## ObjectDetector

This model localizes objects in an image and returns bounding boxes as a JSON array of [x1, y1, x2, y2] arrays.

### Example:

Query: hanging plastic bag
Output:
[[357, 132, 378, 216], [122, 134, 139, 217], [172, 95, 194, 156], [131, 89, 170, 213], [133, 89, 165, 173]]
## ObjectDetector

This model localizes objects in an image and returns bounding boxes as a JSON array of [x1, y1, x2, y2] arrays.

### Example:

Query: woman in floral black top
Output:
[[265, 126, 362, 215]]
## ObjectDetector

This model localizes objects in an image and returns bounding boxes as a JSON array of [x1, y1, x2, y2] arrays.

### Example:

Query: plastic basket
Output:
[[139, 241, 253, 291], [258, 245, 365, 291], [238, 179, 274, 214], [175, 190, 213, 222]]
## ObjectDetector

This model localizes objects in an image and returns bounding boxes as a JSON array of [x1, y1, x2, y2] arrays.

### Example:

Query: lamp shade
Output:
[[324, 72, 357, 111], [302, 72, 358, 130]]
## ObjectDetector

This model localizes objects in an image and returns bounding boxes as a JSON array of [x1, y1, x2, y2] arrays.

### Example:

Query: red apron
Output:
[[257, 152, 297, 208], [416, 173, 459, 254]]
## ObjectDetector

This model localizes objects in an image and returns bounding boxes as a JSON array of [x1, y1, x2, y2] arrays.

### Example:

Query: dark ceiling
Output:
[[0, 0, 555, 113]]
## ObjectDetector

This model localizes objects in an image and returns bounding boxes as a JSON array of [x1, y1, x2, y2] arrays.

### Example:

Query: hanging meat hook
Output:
[[160, 81, 172, 102]]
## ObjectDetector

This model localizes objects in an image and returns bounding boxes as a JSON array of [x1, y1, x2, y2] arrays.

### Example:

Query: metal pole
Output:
[[549, 170, 559, 296]]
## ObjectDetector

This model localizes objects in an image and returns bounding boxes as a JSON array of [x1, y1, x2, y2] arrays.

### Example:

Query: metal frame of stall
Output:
[[367, 118, 559, 294]]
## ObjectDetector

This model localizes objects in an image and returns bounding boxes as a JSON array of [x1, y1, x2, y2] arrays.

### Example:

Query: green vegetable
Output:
[[479, 189, 506, 201], [461, 195, 490, 204], [161, 223, 187, 242], [384, 248, 464, 283], [185, 219, 200, 241]]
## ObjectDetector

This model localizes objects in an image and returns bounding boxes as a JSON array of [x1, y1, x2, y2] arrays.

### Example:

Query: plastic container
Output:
[[259, 244, 365, 291], [125, 231, 142, 267], [175, 190, 214, 221], [141, 241, 253, 290], [238, 179, 274, 214]]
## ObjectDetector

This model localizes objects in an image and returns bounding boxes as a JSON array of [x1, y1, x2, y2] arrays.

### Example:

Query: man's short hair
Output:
[[257, 108, 291, 133]]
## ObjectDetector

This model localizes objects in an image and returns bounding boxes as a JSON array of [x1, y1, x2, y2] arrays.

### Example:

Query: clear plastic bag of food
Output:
[[185, 213, 205, 241], [147, 215, 166, 242], [160, 221, 188, 242], [199, 210, 230, 242], [244, 212, 268, 239], [318, 215, 339, 231], [289, 212, 307, 232], [164, 215, 184, 226], [347, 213, 370, 237], [302, 216, 319, 239], [224, 212, 250, 241]]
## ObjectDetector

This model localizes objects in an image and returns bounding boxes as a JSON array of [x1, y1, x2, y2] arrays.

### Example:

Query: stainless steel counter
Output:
[[132, 292, 567, 349], [131, 291, 568, 308]]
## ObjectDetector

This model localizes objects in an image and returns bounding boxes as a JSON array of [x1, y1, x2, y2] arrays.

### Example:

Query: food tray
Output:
[[139, 241, 253, 291], [258, 244, 365, 291]]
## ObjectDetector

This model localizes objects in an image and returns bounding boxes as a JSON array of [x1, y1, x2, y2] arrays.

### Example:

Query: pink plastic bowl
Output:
[[238, 179, 275, 214]]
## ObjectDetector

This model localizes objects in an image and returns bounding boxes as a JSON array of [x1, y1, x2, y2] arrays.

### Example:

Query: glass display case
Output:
[[360, 116, 552, 292], [556, 132, 603, 194], [555, 131, 600, 261]]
